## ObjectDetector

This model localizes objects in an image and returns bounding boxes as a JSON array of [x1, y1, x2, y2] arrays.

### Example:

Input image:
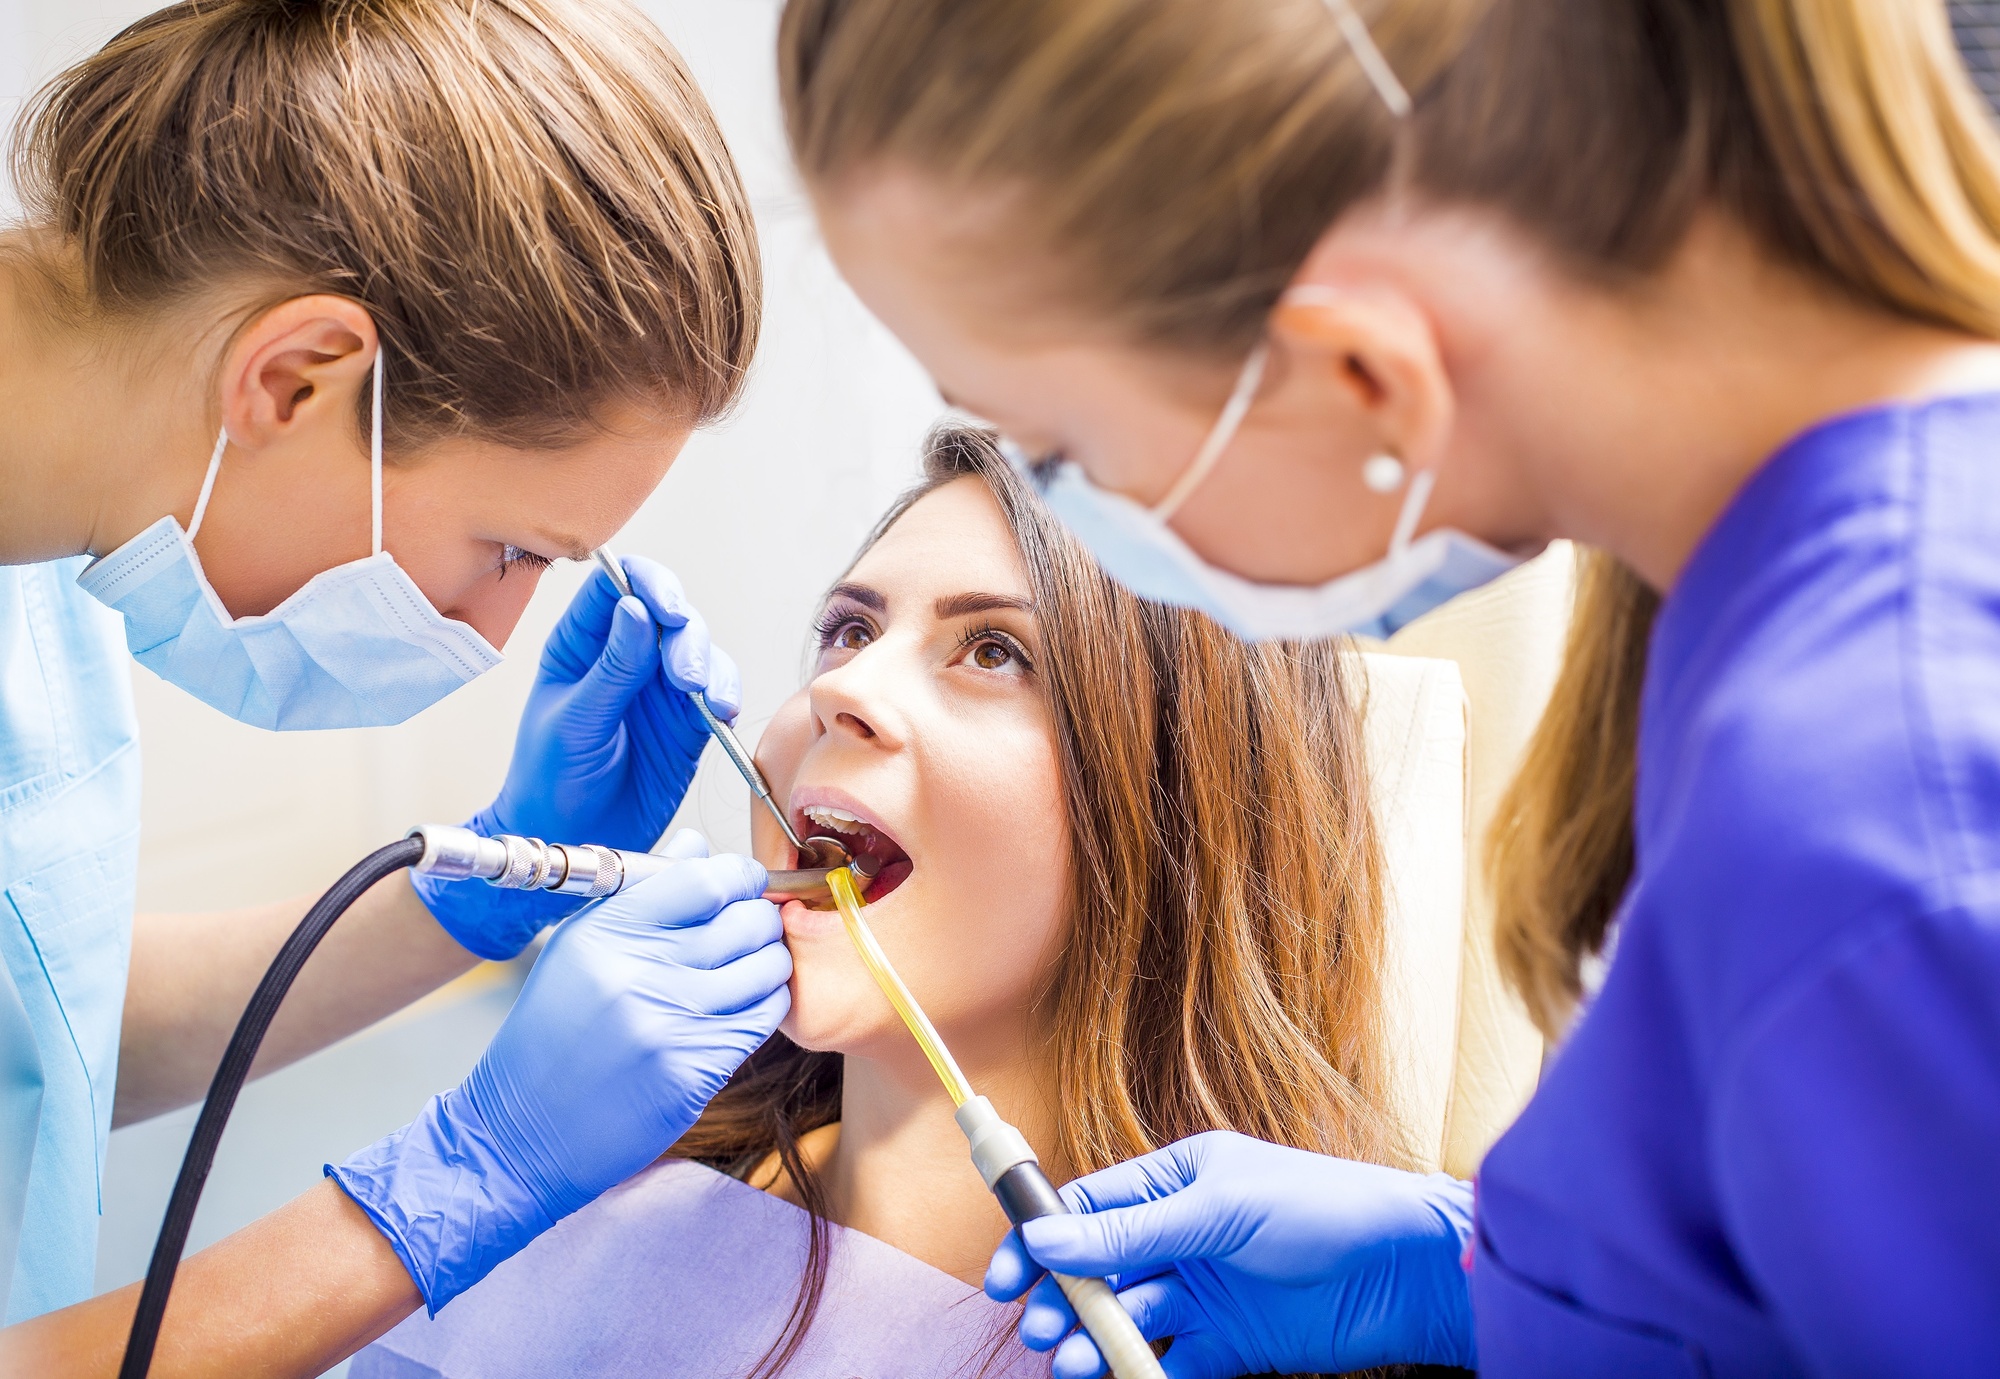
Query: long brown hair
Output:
[[776, 0, 2000, 1037], [10, 0, 759, 445], [673, 423, 1402, 1377]]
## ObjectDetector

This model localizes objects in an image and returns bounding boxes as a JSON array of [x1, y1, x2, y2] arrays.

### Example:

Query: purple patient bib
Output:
[[354, 1157, 1048, 1378]]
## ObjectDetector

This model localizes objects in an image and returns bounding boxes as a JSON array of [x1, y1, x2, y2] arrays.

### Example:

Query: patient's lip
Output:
[[787, 784, 906, 858], [780, 896, 840, 941]]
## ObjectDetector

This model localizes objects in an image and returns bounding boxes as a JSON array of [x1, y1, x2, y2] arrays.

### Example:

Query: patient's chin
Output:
[[778, 960, 899, 1054]]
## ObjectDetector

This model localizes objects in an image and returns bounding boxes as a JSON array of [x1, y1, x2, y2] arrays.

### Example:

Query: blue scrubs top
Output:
[[0, 558, 140, 1322], [1473, 394, 2000, 1376]]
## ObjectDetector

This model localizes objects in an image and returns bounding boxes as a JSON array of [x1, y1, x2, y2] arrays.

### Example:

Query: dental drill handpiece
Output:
[[589, 547, 829, 867], [407, 823, 874, 903]]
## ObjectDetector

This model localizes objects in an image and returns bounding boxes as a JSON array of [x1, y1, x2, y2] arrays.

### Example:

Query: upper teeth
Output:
[[803, 805, 867, 834]]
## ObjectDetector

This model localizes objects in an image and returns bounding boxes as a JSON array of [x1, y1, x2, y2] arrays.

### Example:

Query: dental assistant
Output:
[[0, 1, 793, 1374], [778, 0, 2000, 1373]]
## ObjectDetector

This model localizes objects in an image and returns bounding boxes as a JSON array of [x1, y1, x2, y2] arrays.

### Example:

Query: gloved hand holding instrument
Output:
[[114, 558, 792, 1379], [987, 1130, 1478, 1379], [413, 552, 744, 959]]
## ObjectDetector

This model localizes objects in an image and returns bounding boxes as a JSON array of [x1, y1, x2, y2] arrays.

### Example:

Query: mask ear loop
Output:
[[1151, 341, 1270, 523], [370, 343, 384, 557], [186, 430, 229, 541], [1388, 467, 1435, 555]]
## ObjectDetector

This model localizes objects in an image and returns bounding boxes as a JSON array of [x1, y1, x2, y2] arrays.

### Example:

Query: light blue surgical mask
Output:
[[78, 350, 502, 729], [1000, 340, 1523, 643]]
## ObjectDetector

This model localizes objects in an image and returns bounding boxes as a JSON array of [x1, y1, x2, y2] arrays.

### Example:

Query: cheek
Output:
[[453, 568, 547, 649], [907, 712, 1072, 1022]]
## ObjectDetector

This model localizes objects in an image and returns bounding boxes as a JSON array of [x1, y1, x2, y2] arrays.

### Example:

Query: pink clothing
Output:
[[354, 1156, 1049, 1379]]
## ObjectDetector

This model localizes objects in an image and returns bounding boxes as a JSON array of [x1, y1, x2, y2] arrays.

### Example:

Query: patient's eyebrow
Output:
[[825, 582, 887, 611], [935, 592, 1036, 619]]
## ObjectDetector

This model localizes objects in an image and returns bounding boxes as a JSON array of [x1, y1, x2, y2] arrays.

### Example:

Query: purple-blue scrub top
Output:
[[1473, 394, 2000, 1377]]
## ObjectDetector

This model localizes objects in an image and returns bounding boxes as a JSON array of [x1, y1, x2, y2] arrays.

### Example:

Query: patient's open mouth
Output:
[[798, 803, 913, 903]]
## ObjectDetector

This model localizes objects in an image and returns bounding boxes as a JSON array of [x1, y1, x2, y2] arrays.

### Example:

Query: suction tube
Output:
[[118, 836, 426, 1379], [826, 870, 1165, 1379]]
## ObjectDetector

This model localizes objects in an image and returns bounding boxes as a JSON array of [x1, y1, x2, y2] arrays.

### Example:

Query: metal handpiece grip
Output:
[[408, 824, 853, 903]]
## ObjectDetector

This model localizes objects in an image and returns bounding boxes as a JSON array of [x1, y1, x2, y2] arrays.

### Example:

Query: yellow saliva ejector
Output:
[[824, 868, 1166, 1379]]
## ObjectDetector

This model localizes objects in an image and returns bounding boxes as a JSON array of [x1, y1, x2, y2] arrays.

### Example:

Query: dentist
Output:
[[779, 0, 2000, 1373], [0, 1, 789, 1374]]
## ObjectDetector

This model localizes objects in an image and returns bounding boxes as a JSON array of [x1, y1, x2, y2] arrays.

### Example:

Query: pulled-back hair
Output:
[[674, 423, 1401, 1378], [778, 0, 2000, 1036], [10, 0, 760, 445]]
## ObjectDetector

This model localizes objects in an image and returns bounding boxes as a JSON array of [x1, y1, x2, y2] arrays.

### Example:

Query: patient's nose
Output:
[[810, 652, 907, 749]]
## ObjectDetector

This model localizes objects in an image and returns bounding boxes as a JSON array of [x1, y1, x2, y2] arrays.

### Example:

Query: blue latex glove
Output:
[[331, 832, 790, 1311], [988, 1130, 1477, 1378], [414, 556, 741, 959]]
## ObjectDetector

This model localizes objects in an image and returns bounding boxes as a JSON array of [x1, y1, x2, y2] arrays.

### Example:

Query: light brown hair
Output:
[[776, 0, 2000, 1036], [673, 423, 1402, 1377], [10, 0, 760, 446]]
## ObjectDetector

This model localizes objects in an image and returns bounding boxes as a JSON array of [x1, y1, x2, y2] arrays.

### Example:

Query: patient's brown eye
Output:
[[972, 641, 1010, 669], [832, 623, 874, 651]]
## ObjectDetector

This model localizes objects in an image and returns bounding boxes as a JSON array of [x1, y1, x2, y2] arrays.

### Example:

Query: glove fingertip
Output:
[[658, 828, 711, 861], [1051, 1334, 1109, 1379]]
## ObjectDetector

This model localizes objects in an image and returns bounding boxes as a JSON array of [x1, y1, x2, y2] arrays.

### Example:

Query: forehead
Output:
[[846, 477, 1031, 606]]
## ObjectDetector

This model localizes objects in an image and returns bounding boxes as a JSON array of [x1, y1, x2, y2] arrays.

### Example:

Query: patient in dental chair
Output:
[[356, 424, 1410, 1379]]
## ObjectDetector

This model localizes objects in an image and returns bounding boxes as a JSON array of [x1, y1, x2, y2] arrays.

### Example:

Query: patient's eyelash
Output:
[[499, 545, 554, 579], [957, 621, 1034, 674], [812, 604, 877, 652]]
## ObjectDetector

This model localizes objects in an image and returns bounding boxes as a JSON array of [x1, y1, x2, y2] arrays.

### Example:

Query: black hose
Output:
[[118, 835, 427, 1379]]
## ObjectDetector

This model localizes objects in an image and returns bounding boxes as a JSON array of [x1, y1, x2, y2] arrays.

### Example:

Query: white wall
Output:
[[2, 0, 948, 910]]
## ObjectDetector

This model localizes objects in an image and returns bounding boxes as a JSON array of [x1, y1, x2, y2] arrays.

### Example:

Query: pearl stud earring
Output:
[[1361, 453, 1407, 494]]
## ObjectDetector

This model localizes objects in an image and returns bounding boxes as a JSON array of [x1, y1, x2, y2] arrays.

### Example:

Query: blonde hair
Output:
[[675, 424, 1401, 1379], [779, 0, 2000, 1036], [12, 0, 760, 445]]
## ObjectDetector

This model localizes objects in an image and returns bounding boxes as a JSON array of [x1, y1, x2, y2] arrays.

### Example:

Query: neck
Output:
[[0, 234, 214, 565], [818, 1033, 1059, 1287], [1423, 210, 2000, 591]]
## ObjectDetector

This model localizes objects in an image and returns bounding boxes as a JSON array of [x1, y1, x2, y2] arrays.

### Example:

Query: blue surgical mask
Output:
[[1001, 342, 1523, 642], [78, 350, 502, 729]]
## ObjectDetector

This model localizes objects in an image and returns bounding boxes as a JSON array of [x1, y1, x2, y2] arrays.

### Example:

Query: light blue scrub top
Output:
[[0, 557, 140, 1322]]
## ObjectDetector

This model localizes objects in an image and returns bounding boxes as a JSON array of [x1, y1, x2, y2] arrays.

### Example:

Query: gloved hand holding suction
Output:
[[414, 555, 743, 959], [988, 1130, 1477, 1379], [333, 833, 791, 1310]]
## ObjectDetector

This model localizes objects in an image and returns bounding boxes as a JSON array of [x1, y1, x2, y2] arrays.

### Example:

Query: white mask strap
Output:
[[1321, 0, 1412, 117], [1152, 341, 1270, 523], [1388, 467, 1435, 554], [187, 428, 229, 541], [370, 344, 384, 557]]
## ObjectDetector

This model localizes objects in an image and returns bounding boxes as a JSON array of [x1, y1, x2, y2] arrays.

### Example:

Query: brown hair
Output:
[[777, 0, 2000, 1035], [673, 423, 1402, 1378], [10, 0, 760, 446]]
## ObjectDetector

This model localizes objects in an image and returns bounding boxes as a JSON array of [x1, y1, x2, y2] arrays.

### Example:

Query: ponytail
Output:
[[1728, 0, 2000, 335], [1490, 0, 2000, 1036]]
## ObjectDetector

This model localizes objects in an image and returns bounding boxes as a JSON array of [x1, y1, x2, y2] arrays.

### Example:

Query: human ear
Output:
[[218, 295, 378, 453], [1269, 256, 1455, 475]]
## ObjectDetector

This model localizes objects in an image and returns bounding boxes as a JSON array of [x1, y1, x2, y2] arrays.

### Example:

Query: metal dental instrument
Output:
[[591, 546, 836, 868], [407, 823, 874, 903]]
